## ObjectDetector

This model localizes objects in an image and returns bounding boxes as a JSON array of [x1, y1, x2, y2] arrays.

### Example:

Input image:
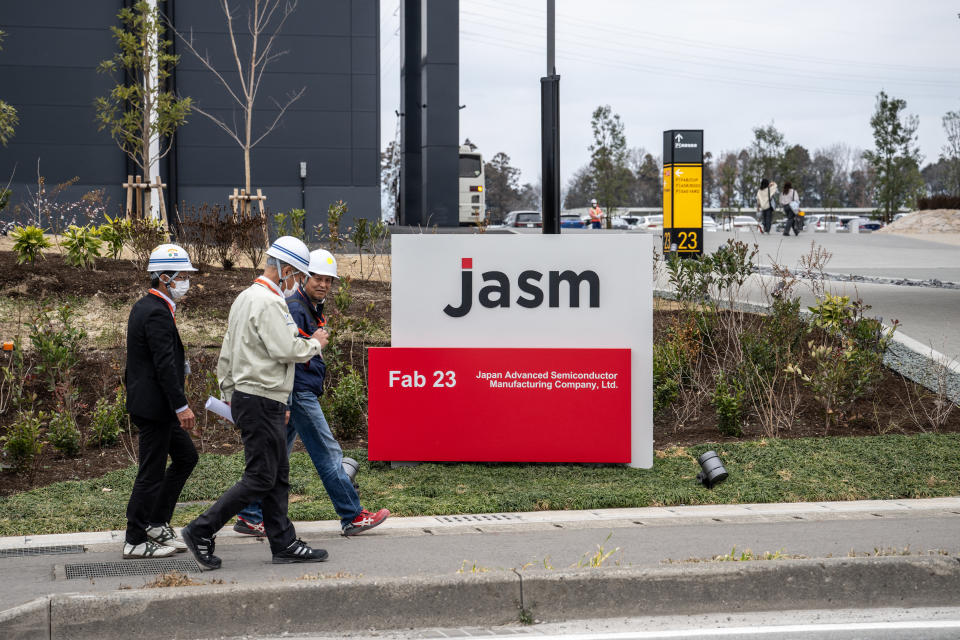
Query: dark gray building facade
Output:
[[0, 0, 380, 233]]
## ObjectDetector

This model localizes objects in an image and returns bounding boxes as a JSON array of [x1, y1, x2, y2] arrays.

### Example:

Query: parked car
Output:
[[814, 215, 863, 231], [610, 216, 630, 230], [702, 215, 718, 232], [799, 213, 824, 230], [620, 214, 648, 229], [893, 212, 912, 222], [639, 214, 663, 231], [723, 215, 762, 232], [843, 217, 884, 231], [503, 210, 542, 228], [560, 214, 584, 229]]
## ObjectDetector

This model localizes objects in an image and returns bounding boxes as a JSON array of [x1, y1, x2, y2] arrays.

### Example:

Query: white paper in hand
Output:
[[205, 396, 234, 424]]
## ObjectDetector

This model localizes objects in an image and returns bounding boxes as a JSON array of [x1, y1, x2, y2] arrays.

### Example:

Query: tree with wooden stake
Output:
[[171, 0, 306, 217], [95, 0, 191, 222]]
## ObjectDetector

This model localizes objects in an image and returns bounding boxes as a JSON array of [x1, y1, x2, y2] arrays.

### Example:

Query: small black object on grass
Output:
[[696, 450, 728, 489]]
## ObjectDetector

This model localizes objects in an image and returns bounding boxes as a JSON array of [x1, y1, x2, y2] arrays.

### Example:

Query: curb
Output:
[[3, 556, 959, 639]]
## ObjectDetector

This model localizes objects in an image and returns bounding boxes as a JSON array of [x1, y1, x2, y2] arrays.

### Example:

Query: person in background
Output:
[[756, 178, 778, 234], [181, 236, 329, 570], [234, 249, 390, 538], [588, 199, 604, 229], [780, 181, 801, 236], [122, 244, 199, 559]]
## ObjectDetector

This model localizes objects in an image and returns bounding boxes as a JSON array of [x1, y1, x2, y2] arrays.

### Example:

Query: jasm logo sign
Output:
[[443, 258, 600, 318]]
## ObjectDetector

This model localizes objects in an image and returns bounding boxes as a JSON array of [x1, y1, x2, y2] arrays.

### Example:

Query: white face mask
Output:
[[167, 278, 190, 301], [281, 272, 299, 297]]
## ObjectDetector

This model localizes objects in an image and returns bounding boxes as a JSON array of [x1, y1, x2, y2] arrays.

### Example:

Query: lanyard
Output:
[[292, 289, 326, 338], [148, 289, 175, 320], [254, 276, 282, 297]]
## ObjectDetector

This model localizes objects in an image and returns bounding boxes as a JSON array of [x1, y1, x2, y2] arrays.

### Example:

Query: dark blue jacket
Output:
[[286, 285, 327, 396]]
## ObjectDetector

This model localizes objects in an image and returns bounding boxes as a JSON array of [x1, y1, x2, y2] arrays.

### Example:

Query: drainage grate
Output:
[[0, 545, 85, 558], [435, 513, 522, 524], [65, 558, 201, 579]]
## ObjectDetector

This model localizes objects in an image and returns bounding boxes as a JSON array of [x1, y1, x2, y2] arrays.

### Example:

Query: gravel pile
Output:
[[877, 209, 960, 234]]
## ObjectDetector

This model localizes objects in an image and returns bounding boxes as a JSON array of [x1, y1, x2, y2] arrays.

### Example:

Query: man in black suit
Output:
[[123, 244, 199, 559]]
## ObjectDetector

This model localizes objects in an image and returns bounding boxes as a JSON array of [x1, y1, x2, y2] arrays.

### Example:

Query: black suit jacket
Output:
[[125, 293, 187, 421]]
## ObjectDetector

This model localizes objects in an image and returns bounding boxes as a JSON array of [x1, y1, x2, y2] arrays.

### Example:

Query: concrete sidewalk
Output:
[[2, 498, 960, 639]]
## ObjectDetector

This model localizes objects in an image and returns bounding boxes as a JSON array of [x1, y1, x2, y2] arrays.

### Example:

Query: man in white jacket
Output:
[[182, 236, 329, 570]]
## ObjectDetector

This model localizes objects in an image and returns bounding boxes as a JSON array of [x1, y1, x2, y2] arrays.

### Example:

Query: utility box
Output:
[[662, 130, 704, 257]]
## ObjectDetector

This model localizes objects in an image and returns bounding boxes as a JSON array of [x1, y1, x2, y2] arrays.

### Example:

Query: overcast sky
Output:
[[379, 0, 960, 190]]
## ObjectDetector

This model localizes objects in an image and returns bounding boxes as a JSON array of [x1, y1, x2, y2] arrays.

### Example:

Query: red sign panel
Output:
[[368, 348, 631, 463]]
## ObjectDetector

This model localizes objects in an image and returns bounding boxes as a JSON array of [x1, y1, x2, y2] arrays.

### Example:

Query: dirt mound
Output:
[[877, 209, 960, 234]]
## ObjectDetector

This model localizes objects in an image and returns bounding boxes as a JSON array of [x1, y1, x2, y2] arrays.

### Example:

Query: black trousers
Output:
[[761, 208, 773, 233], [125, 414, 199, 544], [190, 391, 296, 553], [783, 210, 799, 235]]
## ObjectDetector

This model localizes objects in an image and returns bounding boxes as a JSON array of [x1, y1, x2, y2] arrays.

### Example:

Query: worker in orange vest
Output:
[[588, 199, 603, 229]]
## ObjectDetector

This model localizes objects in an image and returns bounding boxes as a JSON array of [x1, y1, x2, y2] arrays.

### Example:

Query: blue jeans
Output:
[[238, 391, 362, 528]]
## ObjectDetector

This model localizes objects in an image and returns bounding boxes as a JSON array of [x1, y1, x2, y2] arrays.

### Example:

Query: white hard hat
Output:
[[266, 236, 311, 274], [591, 199, 597, 205], [147, 244, 197, 273], [308, 249, 338, 279]]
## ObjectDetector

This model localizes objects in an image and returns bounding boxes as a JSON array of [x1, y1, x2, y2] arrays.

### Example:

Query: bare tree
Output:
[[171, 0, 305, 199]]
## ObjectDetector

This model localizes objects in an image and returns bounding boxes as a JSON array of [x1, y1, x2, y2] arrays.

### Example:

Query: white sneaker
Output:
[[123, 539, 177, 559], [146, 524, 187, 552]]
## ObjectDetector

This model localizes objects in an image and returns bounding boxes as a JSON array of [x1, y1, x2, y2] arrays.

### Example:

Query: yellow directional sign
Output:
[[673, 164, 702, 228], [662, 130, 704, 256]]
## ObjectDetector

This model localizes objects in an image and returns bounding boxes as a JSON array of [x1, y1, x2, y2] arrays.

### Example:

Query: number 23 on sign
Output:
[[663, 230, 698, 252], [388, 370, 457, 388]]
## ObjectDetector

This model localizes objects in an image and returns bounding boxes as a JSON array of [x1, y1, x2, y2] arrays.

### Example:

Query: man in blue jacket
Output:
[[235, 249, 390, 537]]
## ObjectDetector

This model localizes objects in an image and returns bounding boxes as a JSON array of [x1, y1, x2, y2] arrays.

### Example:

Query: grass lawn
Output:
[[1, 433, 958, 537]]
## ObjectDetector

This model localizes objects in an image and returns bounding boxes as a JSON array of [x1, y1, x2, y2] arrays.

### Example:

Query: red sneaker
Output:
[[342, 508, 390, 536]]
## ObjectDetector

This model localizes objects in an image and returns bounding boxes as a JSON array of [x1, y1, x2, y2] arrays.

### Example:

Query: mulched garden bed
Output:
[[1, 252, 956, 497]]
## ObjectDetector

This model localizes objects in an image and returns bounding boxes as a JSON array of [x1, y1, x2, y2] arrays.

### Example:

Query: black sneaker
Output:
[[181, 524, 222, 571], [272, 538, 328, 564]]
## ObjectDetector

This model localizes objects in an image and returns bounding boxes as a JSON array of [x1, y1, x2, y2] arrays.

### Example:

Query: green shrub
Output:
[[333, 276, 353, 315], [62, 224, 103, 269], [740, 298, 804, 377], [653, 342, 683, 414], [98, 214, 131, 259], [48, 412, 81, 457], [29, 305, 86, 390], [790, 293, 897, 429], [321, 366, 366, 441], [653, 374, 680, 415], [712, 374, 745, 437], [327, 200, 347, 251], [1, 410, 45, 468], [652, 318, 701, 415], [10, 225, 52, 264], [91, 389, 125, 446], [274, 208, 306, 240]]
